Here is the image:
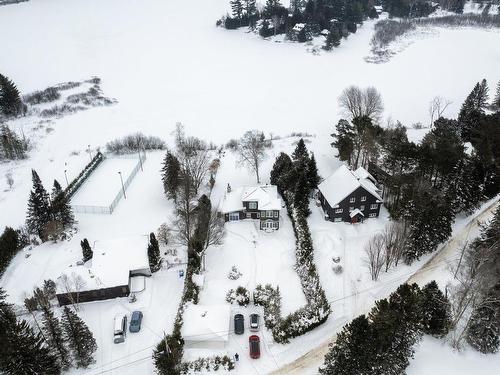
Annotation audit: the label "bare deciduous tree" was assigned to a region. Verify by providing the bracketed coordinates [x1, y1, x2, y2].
[365, 233, 385, 281]
[237, 130, 267, 183]
[338, 85, 384, 122]
[58, 273, 86, 311]
[382, 221, 408, 271]
[157, 223, 171, 246]
[5, 172, 14, 190]
[172, 175, 198, 259]
[428, 96, 452, 127]
[199, 210, 225, 271]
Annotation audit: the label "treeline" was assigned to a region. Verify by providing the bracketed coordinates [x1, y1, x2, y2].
[0, 226, 26, 277]
[218, 0, 380, 50]
[332, 79, 500, 264]
[1, 287, 97, 374]
[320, 281, 452, 375]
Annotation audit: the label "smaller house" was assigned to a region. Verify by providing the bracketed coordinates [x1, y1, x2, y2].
[318, 165, 383, 223]
[221, 185, 282, 231]
[182, 304, 231, 349]
[374, 5, 383, 14]
[56, 236, 151, 306]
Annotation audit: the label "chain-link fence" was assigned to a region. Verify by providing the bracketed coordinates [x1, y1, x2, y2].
[71, 151, 146, 215]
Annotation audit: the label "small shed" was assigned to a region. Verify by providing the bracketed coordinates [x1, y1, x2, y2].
[182, 304, 231, 349]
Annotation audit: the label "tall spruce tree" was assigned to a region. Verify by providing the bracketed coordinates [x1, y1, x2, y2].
[0, 318, 61, 375]
[493, 81, 500, 111]
[458, 79, 489, 141]
[50, 180, 75, 228]
[270, 152, 296, 195]
[61, 306, 97, 368]
[81, 238, 93, 262]
[0, 227, 19, 276]
[323, 26, 342, 50]
[293, 171, 311, 216]
[466, 287, 500, 354]
[0, 124, 27, 160]
[230, 0, 244, 19]
[161, 151, 182, 201]
[148, 232, 162, 272]
[306, 153, 321, 189]
[331, 119, 355, 166]
[291, 138, 310, 169]
[419, 281, 452, 337]
[0, 73, 23, 117]
[26, 169, 52, 239]
[41, 304, 71, 369]
[192, 194, 211, 253]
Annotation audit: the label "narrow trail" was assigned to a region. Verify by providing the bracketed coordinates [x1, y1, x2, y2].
[268, 199, 499, 375]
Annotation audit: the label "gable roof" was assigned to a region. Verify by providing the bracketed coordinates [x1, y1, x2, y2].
[221, 185, 282, 213]
[318, 165, 383, 208]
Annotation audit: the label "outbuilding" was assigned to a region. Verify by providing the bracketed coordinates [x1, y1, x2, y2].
[181, 304, 231, 349]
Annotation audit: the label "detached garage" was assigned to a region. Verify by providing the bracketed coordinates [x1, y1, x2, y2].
[181, 304, 231, 349]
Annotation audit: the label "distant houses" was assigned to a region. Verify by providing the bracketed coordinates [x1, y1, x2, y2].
[318, 165, 383, 223]
[56, 236, 151, 306]
[221, 184, 282, 231]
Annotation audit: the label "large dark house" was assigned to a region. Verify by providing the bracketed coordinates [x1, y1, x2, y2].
[221, 184, 282, 230]
[318, 165, 383, 223]
[56, 236, 151, 306]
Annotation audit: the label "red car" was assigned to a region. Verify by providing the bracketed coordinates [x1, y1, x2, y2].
[249, 335, 260, 359]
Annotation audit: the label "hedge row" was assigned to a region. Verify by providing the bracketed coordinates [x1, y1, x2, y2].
[65, 151, 104, 199]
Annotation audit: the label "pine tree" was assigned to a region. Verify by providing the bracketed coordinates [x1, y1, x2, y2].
[50, 179, 75, 228]
[319, 315, 375, 375]
[270, 152, 297, 195]
[61, 306, 97, 368]
[230, 0, 244, 19]
[26, 169, 52, 239]
[306, 153, 321, 189]
[81, 238, 93, 262]
[466, 288, 500, 353]
[331, 119, 355, 165]
[191, 194, 211, 253]
[0, 73, 23, 117]
[0, 124, 27, 160]
[293, 171, 311, 216]
[41, 304, 72, 369]
[161, 151, 182, 201]
[493, 81, 500, 111]
[148, 232, 162, 272]
[0, 227, 19, 276]
[419, 281, 452, 337]
[458, 79, 489, 141]
[0, 318, 61, 375]
[445, 158, 483, 215]
[292, 138, 310, 169]
[324, 26, 342, 50]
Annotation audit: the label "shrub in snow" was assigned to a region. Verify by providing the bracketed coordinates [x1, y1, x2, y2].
[106, 132, 166, 154]
[23, 87, 60, 105]
[227, 265, 242, 280]
[225, 286, 250, 306]
[254, 284, 282, 330]
[332, 265, 343, 275]
[180, 355, 235, 373]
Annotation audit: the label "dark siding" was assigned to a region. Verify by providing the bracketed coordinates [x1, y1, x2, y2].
[321, 186, 381, 222]
[56, 285, 130, 306]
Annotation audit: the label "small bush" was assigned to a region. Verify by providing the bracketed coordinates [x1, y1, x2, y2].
[226, 286, 250, 306]
[23, 87, 61, 105]
[106, 133, 166, 154]
[227, 266, 242, 280]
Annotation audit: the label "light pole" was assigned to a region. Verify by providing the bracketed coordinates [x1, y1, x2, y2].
[87, 145, 92, 162]
[64, 169, 69, 187]
[118, 171, 126, 199]
[138, 150, 143, 172]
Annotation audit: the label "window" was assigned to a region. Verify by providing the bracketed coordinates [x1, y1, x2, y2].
[256, 213, 260, 218]
[370, 204, 378, 210]
[334, 218, 342, 222]
[273, 222, 278, 229]
[229, 212, 240, 221]
[249, 202, 257, 209]
[349, 197, 355, 203]
[274, 211, 279, 218]
[349, 206, 354, 212]
[266, 210, 273, 218]
[361, 196, 366, 202]
[246, 212, 252, 219]
[360, 205, 365, 211]
[335, 208, 343, 214]
[369, 213, 377, 218]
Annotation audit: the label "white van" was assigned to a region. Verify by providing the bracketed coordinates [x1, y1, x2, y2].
[113, 314, 127, 344]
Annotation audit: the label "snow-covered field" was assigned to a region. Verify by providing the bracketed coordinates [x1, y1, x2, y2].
[1, 0, 500, 373]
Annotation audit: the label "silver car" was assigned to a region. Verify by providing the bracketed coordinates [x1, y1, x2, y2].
[113, 314, 127, 343]
[249, 313, 260, 332]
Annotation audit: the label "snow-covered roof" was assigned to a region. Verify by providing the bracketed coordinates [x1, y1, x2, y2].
[293, 23, 305, 32]
[354, 166, 376, 183]
[318, 165, 383, 208]
[350, 208, 364, 218]
[374, 5, 383, 12]
[182, 304, 231, 343]
[221, 185, 282, 213]
[56, 236, 150, 293]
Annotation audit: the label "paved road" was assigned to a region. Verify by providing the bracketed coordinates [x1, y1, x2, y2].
[268, 199, 499, 375]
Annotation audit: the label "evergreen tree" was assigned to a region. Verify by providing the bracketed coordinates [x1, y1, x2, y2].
[445, 157, 483, 215]
[466, 287, 500, 354]
[493, 81, 500, 111]
[230, 0, 244, 19]
[0, 124, 27, 160]
[191, 194, 211, 253]
[458, 79, 489, 141]
[50, 179, 75, 228]
[0, 313, 61, 375]
[331, 119, 355, 165]
[161, 151, 182, 201]
[291, 138, 310, 170]
[419, 281, 452, 337]
[270, 152, 297, 195]
[319, 315, 375, 375]
[0, 73, 23, 117]
[148, 232, 162, 272]
[41, 304, 71, 369]
[293, 171, 311, 216]
[0, 287, 16, 334]
[264, 0, 284, 17]
[0, 227, 19, 276]
[26, 169, 52, 239]
[61, 306, 97, 368]
[306, 153, 321, 189]
[81, 238, 93, 262]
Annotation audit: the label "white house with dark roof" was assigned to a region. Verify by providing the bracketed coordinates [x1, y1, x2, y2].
[221, 184, 282, 230]
[317, 165, 383, 223]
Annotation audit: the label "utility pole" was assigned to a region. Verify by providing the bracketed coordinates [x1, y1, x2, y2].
[64, 169, 69, 187]
[87, 145, 92, 162]
[118, 171, 126, 199]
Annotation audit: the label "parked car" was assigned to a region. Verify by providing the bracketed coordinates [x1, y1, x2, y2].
[113, 314, 127, 343]
[249, 335, 260, 359]
[249, 313, 260, 332]
[129, 311, 143, 333]
[234, 314, 244, 335]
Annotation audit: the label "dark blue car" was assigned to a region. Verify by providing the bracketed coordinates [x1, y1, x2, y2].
[129, 311, 143, 333]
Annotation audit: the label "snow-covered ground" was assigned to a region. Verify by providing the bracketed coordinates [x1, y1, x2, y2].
[1, 0, 500, 373]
